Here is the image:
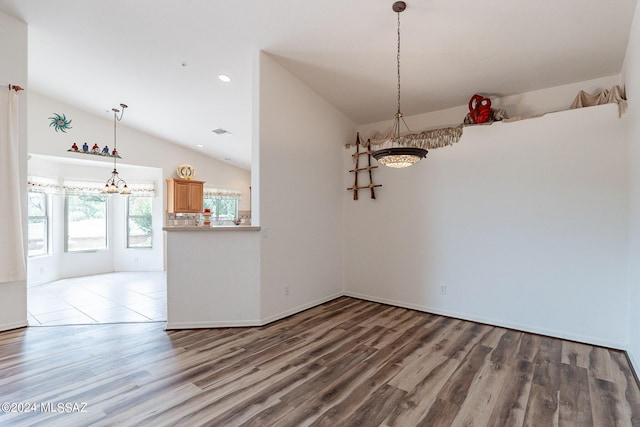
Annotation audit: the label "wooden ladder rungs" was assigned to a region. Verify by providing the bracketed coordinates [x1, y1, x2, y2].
[347, 184, 383, 191]
[352, 151, 373, 158]
[350, 133, 379, 200]
[349, 166, 379, 172]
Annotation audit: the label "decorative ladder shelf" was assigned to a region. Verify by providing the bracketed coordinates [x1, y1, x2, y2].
[347, 132, 381, 200]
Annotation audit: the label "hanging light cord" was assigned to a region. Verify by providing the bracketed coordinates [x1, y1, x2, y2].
[397, 10, 401, 121]
[102, 103, 131, 194]
[394, 5, 411, 142]
[112, 104, 127, 170]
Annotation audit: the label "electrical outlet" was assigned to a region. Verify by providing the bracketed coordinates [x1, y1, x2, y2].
[262, 228, 269, 239]
[285, 286, 290, 296]
[134, 257, 139, 263]
[440, 285, 447, 295]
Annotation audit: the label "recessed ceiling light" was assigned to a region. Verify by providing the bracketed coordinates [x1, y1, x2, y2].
[218, 74, 231, 83]
[196, 144, 204, 148]
[224, 158, 231, 161]
[212, 128, 231, 135]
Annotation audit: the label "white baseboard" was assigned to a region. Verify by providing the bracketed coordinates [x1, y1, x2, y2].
[165, 319, 261, 330]
[259, 292, 343, 326]
[152, 290, 626, 350]
[344, 291, 626, 350]
[627, 348, 640, 381]
[165, 292, 343, 330]
[0, 320, 28, 332]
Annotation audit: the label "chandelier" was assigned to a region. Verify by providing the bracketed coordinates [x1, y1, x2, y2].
[372, 1, 428, 168]
[102, 104, 131, 194]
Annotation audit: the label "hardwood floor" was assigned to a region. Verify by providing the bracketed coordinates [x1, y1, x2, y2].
[0, 297, 639, 426]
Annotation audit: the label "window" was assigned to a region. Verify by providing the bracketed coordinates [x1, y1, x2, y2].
[127, 196, 153, 248]
[217, 198, 238, 221]
[203, 188, 241, 221]
[65, 194, 108, 252]
[203, 197, 239, 222]
[27, 192, 49, 257]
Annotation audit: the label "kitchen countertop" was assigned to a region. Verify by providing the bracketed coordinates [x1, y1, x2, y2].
[163, 225, 260, 232]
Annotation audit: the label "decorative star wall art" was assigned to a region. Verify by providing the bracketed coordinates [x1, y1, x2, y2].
[48, 113, 72, 132]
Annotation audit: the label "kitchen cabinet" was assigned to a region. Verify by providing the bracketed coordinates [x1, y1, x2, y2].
[166, 178, 204, 213]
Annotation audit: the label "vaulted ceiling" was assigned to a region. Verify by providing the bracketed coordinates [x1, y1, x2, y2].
[1, 0, 637, 170]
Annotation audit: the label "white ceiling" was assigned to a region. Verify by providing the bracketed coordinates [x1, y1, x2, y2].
[1, 0, 637, 170]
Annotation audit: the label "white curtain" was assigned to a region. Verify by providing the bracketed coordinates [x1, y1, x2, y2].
[0, 89, 25, 283]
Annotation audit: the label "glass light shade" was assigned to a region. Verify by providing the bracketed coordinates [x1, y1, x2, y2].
[102, 169, 130, 194]
[372, 147, 428, 168]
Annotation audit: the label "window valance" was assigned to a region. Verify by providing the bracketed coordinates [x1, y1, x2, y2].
[28, 176, 156, 196]
[27, 176, 61, 194]
[204, 187, 242, 199]
[127, 183, 156, 197]
[62, 180, 106, 195]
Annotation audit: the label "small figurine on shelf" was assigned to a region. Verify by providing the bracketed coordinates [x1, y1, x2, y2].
[468, 94, 492, 124]
[70, 143, 79, 151]
[112, 148, 118, 156]
[463, 93, 509, 125]
[203, 208, 212, 226]
[102, 145, 109, 155]
[82, 142, 89, 152]
[91, 143, 100, 153]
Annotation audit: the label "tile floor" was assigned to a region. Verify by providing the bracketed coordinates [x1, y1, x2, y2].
[27, 272, 166, 326]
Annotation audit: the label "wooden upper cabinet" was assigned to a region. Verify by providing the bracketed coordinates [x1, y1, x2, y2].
[187, 181, 203, 212]
[166, 178, 205, 213]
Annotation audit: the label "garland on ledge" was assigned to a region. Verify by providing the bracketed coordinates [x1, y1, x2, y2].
[366, 124, 463, 150]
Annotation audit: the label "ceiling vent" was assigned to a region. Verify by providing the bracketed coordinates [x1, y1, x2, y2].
[212, 128, 231, 135]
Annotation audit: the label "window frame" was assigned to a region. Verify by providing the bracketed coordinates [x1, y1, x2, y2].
[64, 194, 109, 253]
[126, 196, 153, 249]
[27, 192, 50, 258]
[202, 196, 239, 222]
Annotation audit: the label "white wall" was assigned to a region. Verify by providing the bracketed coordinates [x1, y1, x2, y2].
[0, 10, 28, 331]
[258, 52, 355, 322]
[28, 92, 251, 211]
[346, 86, 629, 348]
[623, 0, 640, 370]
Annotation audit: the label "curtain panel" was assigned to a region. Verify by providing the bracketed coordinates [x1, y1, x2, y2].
[0, 89, 26, 283]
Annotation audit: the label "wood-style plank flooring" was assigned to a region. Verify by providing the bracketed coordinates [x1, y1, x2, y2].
[1, 297, 639, 426]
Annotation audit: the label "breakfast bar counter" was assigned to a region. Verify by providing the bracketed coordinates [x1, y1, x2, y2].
[163, 225, 261, 232]
[164, 225, 261, 329]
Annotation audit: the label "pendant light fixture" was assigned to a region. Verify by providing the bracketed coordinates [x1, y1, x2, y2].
[372, 1, 428, 168]
[102, 104, 131, 194]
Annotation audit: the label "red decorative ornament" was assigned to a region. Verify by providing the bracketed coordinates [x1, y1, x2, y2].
[468, 94, 492, 124]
